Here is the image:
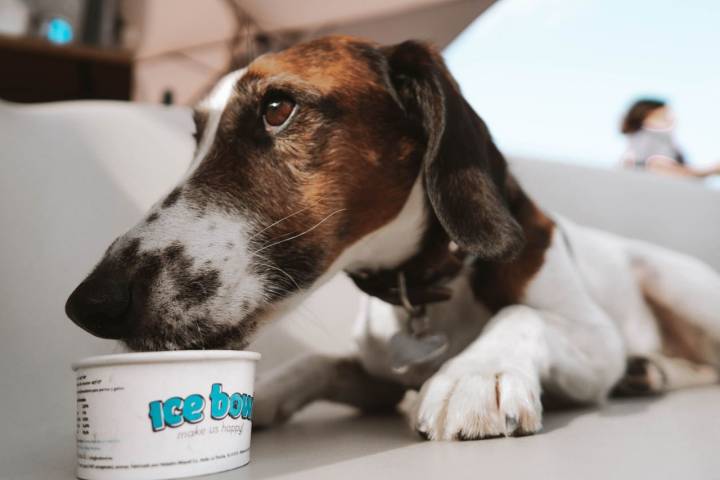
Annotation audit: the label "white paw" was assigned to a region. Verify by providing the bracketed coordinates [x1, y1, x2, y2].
[412, 366, 542, 440]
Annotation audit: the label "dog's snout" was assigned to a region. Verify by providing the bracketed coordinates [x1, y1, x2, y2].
[65, 269, 132, 339]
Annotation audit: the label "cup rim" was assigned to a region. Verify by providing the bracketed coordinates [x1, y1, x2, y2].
[72, 350, 261, 370]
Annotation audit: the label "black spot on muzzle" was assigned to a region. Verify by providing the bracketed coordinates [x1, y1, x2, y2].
[164, 242, 222, 308]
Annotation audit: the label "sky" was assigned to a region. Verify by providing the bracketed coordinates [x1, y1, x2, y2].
[444, 0, 720, 171]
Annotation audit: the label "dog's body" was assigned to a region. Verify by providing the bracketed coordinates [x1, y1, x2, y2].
[254, 198, 720, 440]
[66, 37, 720, 441]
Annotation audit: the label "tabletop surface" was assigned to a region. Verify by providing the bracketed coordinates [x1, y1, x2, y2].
[4, 387, 719, 480]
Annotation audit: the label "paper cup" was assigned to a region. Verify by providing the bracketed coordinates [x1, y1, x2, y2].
[72, 350, 260, 480]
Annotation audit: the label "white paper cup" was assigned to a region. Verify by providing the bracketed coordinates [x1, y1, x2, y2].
[72, 350, 260, 480]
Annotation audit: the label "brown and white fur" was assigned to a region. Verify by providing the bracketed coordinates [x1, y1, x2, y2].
[66, 37, 720, 441]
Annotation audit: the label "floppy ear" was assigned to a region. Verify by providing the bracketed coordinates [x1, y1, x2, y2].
[383, 41, 524, 260]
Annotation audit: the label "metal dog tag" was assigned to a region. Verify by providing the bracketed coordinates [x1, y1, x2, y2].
[389, 329, 449, 374]
[389, 271, 450, 373]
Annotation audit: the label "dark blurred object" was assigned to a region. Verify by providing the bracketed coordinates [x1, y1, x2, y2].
[0, 34, 131, 102]
[26, 0, 86, 44]
[161, 89, 174, 105]
[82, 0, 119, 47]
[23, 0, 120, 46]
[0, 0, 126, 102]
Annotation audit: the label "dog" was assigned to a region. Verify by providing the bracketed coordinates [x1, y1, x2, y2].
[66, 36, 720, 440]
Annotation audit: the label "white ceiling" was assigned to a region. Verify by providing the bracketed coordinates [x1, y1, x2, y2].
[128, 0, 469, 58]
[239, 0, 460, 31]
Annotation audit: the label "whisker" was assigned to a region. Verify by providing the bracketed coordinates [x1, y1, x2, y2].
[253, 230, 296, 250]
[249, 206, 311, 243]
[250, 208, 346, 257]
[254, 261, 301, 292]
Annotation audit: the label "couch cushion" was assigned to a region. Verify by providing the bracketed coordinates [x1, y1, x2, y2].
[510, 157, 720, 269]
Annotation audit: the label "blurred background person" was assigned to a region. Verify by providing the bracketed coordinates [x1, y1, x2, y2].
[620, 98, 720, 178]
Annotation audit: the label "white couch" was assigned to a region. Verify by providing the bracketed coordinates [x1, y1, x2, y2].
[1, 101, 719, 480]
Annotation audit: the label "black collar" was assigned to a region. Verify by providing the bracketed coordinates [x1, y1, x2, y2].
[348, 240, 473, 310]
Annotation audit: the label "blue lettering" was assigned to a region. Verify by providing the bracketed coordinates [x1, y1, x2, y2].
[210, 383, 229, 420]
[228, 393, 242, 419]
[163, 397, 184, 428]
[241, 394, 253, 420]
[148, 400, 165, 432]
[183, 394, 205, 424]
[147, 384, 254, 431]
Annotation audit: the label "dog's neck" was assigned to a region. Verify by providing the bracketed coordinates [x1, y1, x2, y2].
[345, 171, 554, 314]
[343, 171, 469, 310]
[348, 214, 465, 308]
[338, 174, 427, 274]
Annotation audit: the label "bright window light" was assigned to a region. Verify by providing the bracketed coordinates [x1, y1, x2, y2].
[444, 0, 720, 171]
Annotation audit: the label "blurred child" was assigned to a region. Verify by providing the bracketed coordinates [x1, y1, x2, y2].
[620, 98, 720, 178]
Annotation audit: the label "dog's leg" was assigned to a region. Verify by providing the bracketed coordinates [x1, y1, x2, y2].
[628, 240, 720, 345]
[613, 354, 719, 397]
[253, 354, 406, 427]
[411, 304, 625, 440]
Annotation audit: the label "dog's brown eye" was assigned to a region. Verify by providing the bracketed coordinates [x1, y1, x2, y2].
[263, 95, 295, 130]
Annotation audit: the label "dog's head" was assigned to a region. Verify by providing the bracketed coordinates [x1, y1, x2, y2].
[65, 37, 523, 351]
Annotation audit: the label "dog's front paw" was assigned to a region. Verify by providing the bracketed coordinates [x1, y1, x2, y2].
[411, 366, 542, 440]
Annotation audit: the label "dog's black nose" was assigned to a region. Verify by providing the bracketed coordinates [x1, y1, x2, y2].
[65, 269, 132, 339]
